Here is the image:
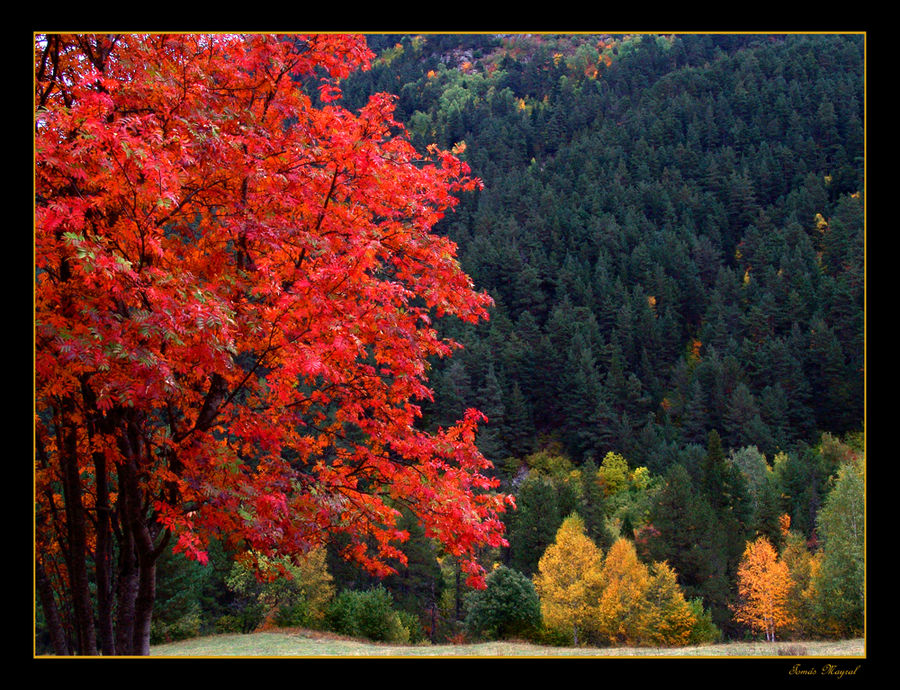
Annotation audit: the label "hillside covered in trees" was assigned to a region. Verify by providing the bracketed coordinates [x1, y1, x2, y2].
[336, 32, 866, 644]
[35, 33, 864, 654]
[344, 33, 864, 466]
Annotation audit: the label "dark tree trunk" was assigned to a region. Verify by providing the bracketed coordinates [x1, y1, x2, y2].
[114, 416, 141, 655]
[58, 411, 97, 656]
[117, 412, 162, 656]
[83, 382, 117, 655]
[133, 530, 158, 656]
[114, 526, 139, 655]
[36, 559, 70, 655]
[94, 463, 116, 655]
[35, 437, 72, 655]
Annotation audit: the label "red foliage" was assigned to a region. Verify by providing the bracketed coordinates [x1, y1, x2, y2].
[35, 34, 511, 591]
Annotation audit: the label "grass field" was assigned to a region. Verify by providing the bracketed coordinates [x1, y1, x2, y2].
[150, 628, 865, 658]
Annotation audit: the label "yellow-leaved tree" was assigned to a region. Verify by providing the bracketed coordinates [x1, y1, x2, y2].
[594, 540, 697, 647]
[732, 536, 795, 641]
[595, 537, 650, 645]
[780, 528, 820, 637]
[532, 513, 603, 646]
[636, 560, 697, 646]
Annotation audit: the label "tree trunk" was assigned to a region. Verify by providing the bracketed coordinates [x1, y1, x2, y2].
[117, 414, 160, 656]
[94, 473, 116, 655]
[36, 559, 70, 655]
[115, 535, 139, 655]
[131, 505, 164, 656]
[133, 545, 157, 656]
[58, 413, 97, 656]
[84, 383, 117, 655]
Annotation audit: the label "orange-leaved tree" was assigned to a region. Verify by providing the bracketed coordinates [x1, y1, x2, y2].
[732, 536, 795, 642]
[35, 33, 512, 655]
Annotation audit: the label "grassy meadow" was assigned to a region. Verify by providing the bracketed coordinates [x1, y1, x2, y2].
[150, 628, 865, 658]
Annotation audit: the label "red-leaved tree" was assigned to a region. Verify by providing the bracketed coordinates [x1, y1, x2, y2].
[35, 33, 512, 655]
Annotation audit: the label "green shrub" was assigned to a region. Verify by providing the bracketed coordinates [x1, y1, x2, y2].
[214, 602, 265, 635]
[214, 614, 242, 634]
[240, 602, 266, 633]
[396, 609, 427, 644]
[326, 586, 409, 643]
[687, 598, 723, 645]
[274, 599, 314, 628]
[464, 566, 541, 641]
[534, 624, 574, 647]
[150, 605, 202, 644]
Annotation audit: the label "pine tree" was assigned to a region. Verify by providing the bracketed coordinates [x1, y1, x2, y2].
[508, 473, 562, 577]
[503, 381, 536, 458]
[475, 364, 510, 462]
[681, 379, 709, 446]
[753, 476, 785, 550]
[701, 430, 728, 513]
[382, 509, 443, 621]
[642, 464, 731, 632]
[578, 458, 613, 548]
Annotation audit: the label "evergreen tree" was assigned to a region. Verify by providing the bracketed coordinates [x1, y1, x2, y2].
[507, 472, 562, 577]
[382, 510, 443, 622]
[503, 381, 536, 458]
[703, 431, 754, 580]
[774, 447, 825, 540]
[475, 364, 510, 462]
[464, 566, 542, 641]
[701, 430, 728, 513]
[640, 464, 731, 631]
[680, 378, 709, 446]
[578, 458, 613, 548]
[432, 359, 474, 429]
[753, 475, 785, 551]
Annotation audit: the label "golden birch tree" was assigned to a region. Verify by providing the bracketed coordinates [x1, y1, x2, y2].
[732, 536, 795, 641]
[636, 560, 697, 646]
[594, 537, 650, 645]
[780, 528, 819, 637]
[532, 513, 603, 645]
